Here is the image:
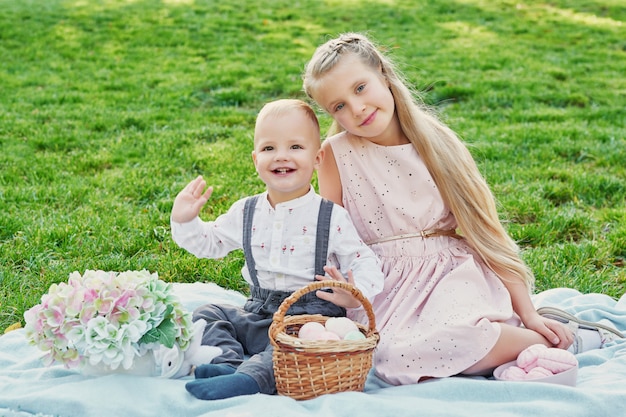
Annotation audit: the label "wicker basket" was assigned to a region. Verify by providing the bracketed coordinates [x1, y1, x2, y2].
[269, 280, 379, 400]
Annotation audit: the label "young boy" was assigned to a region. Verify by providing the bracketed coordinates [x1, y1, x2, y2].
[170, 99, 384, 400]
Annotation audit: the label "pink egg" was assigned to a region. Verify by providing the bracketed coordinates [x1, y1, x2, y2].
[298, 322, 326, 340]
[318, 331, 341, 341]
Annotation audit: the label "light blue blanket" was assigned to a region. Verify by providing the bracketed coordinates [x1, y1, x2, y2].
[1, 283, 625, 417]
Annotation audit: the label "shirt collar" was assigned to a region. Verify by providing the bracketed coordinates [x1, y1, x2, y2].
[260, 186, 317, 210]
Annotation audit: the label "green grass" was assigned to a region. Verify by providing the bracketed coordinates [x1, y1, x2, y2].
[1, 0, 625, 332]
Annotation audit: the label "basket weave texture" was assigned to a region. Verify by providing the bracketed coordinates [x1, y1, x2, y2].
[269, 281, 379, 400]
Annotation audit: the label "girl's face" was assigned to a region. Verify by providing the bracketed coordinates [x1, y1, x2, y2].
[310, 53, 397, 144]
[252, 109, 322, 206]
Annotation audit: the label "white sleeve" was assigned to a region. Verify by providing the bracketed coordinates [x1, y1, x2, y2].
[170, 199, 245, 259]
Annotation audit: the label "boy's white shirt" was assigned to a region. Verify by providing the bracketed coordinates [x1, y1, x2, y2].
[171, 187, 383, 301]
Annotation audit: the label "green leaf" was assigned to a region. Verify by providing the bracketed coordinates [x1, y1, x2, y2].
[156, 319, 177, 348]
[139, 305, 176, 348]
[139, 328, 161, 345]
[139, 318, 177, 348]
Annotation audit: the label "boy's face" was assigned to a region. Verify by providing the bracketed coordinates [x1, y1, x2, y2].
[252, 109, 322, 206]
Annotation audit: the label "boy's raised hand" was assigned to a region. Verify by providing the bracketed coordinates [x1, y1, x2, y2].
[171, 175, 213, 223]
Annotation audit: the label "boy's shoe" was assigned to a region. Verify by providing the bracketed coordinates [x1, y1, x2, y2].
[537, 306, 624, 354]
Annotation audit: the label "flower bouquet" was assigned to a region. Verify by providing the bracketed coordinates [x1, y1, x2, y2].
[24, 269, 195, 376]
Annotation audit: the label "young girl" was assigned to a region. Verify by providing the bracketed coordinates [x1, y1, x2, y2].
[302, 32, 622, 385]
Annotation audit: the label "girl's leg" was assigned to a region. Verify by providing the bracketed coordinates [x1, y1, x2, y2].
[463, 307, 625, 376]
[461, 323, 549, 376]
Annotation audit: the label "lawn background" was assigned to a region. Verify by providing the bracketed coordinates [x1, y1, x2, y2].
[1, 0, 625, 332]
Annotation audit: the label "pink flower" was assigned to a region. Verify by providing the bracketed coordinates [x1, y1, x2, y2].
[44, 305, 66, 328]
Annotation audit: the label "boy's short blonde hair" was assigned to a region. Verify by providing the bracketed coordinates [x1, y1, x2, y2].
[255, 99, 320, 138]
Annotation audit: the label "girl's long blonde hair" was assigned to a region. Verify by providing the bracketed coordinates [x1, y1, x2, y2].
[303, 32, 534, 288]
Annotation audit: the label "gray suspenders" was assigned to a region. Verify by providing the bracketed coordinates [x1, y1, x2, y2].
[241, 195, 345, 317]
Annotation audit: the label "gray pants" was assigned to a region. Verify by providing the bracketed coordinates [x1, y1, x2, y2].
[192, 304, 276, 395]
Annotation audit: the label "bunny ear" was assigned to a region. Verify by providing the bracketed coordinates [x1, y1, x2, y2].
[189, 319, 208, 342]
[194, 346, 222, 364]
[193, 319, 208, 332]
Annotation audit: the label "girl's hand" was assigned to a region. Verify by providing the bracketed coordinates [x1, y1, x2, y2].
[504, 280, 573, 349]
[522, 311, 574, 349]
[314, 265, 361, 309]
[171, 175, 213, 223]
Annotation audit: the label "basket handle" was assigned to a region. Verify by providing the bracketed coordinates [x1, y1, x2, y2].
[272, 280, 377, 334]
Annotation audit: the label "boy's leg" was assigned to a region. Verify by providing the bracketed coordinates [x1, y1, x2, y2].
[185, 349, 276, 400]
[236, 348, 276, 394]
[193, 303, 274, 356]
[193, 363, 236, 378]
[186, 347, 275, 400]
[187, 305, 274, 399]
[186, 373, 261, 400]
[192, 304, 248, 369]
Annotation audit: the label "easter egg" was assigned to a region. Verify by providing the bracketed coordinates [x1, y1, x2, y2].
[318, 331, 341, 341]
[298, 322, 326, 340]
[343, 330, 366, 341]
[325, 317, 358, 339]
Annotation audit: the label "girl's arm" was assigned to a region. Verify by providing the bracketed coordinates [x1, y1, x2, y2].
[503, 278, 573, 349]
[318, 139, 343, 206]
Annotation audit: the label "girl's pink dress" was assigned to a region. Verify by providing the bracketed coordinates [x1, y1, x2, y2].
[328, 134, 520, 385]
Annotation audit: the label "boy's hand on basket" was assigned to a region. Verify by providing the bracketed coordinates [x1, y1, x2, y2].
[315, 266, 361, 309]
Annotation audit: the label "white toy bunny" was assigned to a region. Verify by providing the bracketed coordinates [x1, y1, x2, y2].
[155, 318, 222, 378]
